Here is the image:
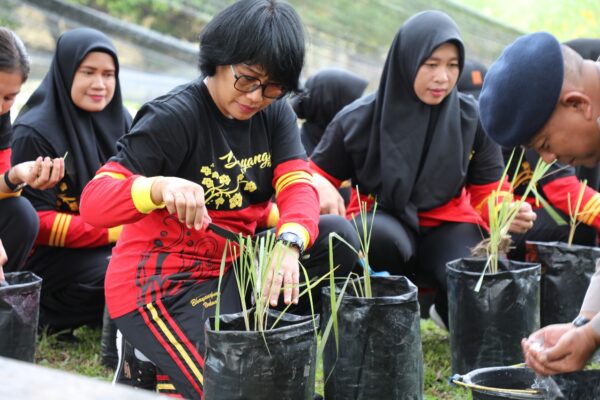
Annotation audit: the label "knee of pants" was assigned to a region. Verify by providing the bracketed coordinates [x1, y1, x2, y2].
[317, 214, 360, 250]
[0, 197, 39, 242]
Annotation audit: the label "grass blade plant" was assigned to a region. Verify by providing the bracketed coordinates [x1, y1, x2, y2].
[474, 149, 555, 291]
[322, 188, 378, 356]
[214, 230, 335, 333]
[350, 189, 377, 298]
[566, 179, 588, 246]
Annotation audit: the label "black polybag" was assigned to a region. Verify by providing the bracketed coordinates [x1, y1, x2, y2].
[0, 271, 42, 362]
[447, 258, 540, 375]
[203, 308, 318, 400]
[551, 370, 600, 399]
[321, 275, 423, 400]
[526, 241, 600, 326]
[100, 306, 118, 369]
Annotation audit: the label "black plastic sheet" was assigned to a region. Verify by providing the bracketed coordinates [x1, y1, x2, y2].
[447, 258, 540, 375]
[0, 271, 42, 362]
[203, 308, 318, 400]
[526, 241, 600, 326]
[321, 275, 423, 400]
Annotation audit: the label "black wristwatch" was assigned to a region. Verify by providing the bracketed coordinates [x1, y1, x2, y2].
[275, 232, 305, 256]
[572, 315, 590, 327]
[3, 168, 26, 192]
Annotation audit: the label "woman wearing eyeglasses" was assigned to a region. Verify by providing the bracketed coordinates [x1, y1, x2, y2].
[79, 1, 358, 397]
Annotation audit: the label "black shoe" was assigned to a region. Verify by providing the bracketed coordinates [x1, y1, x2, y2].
[100, 307, 118, 370]
[313, 394, 324, 400]
[114, 334, 157, 391]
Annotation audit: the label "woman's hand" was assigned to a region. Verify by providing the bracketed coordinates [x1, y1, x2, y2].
[313, 173, 345, 216]
[509, 202, 537, 233]
[151, 177, 211, 230]
[263, 243, 300, 307]
[11, 156, 65, 190]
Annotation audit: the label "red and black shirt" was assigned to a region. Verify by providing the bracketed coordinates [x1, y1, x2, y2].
[81, 79, 319, 318]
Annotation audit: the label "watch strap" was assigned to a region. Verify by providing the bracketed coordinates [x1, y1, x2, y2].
[3, 168, 25, 192]
[276, 231, 305, 256]
[572, 315, 590, 327]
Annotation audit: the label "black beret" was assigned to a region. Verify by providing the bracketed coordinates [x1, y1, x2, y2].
[479, 32, 564, 147]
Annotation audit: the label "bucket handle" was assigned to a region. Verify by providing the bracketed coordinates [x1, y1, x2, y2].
[449, 370, 542, 396]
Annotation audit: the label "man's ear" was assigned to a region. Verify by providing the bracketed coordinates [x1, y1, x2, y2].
[561, 90, 593, 119]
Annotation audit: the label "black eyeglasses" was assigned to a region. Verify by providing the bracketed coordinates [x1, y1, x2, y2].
[230, 65, 287, 99]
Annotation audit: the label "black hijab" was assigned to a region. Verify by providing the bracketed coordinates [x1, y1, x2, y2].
[291, 68, 368, 155]
[339, 11, 478, 231]
[13, 27, 131, 195]
[564, 38, 600, 61]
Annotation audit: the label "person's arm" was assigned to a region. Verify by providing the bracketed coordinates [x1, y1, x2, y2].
[0, 157, 64, 198]
[522, 149, 600, 229]
[82, 96, 209, 231]
[262, 102, 320, 307]
[580, 260, 600, 329]
[542, 175, 600, 230]
[273, 159, 319, 249]
[10, 132, 110, 247]
[35, 210, 122, 248]
[0, 123, 63, 198]
[0, 239, 7, 285]
[309, 161, 347, 216]
[522, 263, 600, 375]
[80, 161, 165, 228]
[81, 162, 210, 232]
[309, 116, 354, 216]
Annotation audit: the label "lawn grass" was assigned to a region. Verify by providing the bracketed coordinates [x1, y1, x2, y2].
[36, 327, 113, 381]
[34, 318, 472, 398]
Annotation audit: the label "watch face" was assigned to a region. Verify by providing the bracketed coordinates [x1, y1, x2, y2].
[277, 232, 304, 254]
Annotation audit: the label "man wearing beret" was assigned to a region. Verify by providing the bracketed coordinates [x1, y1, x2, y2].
[479, 31, 600, 376]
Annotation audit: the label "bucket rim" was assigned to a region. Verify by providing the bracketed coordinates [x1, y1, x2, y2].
[455, 366, 543, 398]
[446, 257, 540, 277]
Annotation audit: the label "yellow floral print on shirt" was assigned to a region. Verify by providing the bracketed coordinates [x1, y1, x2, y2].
[200, 150, 271, 209]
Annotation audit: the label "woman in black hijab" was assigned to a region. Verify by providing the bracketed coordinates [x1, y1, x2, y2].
[11, 27, 132, 333]
[291, 68, 368, 206]
[310, 10, 536, 328]
[291, 68, 368, 156]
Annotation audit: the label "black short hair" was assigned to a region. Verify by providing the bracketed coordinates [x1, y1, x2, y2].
[198, 0, 305, 93]
[0, 27, 30, 82]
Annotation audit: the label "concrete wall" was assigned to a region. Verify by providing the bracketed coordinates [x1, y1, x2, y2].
[6, 0, 524, 103]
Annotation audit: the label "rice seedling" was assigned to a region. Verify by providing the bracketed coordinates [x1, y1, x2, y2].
[473, 149, 555, 291]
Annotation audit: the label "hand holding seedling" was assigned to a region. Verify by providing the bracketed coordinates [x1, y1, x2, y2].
[11, 155, 65, 190]
[151, 176, 212, 230]
[522, 322, 599, 375]
[264, 242, 300, 307]
[508, 201, 537, 234]
[313, 172, 346, 216]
